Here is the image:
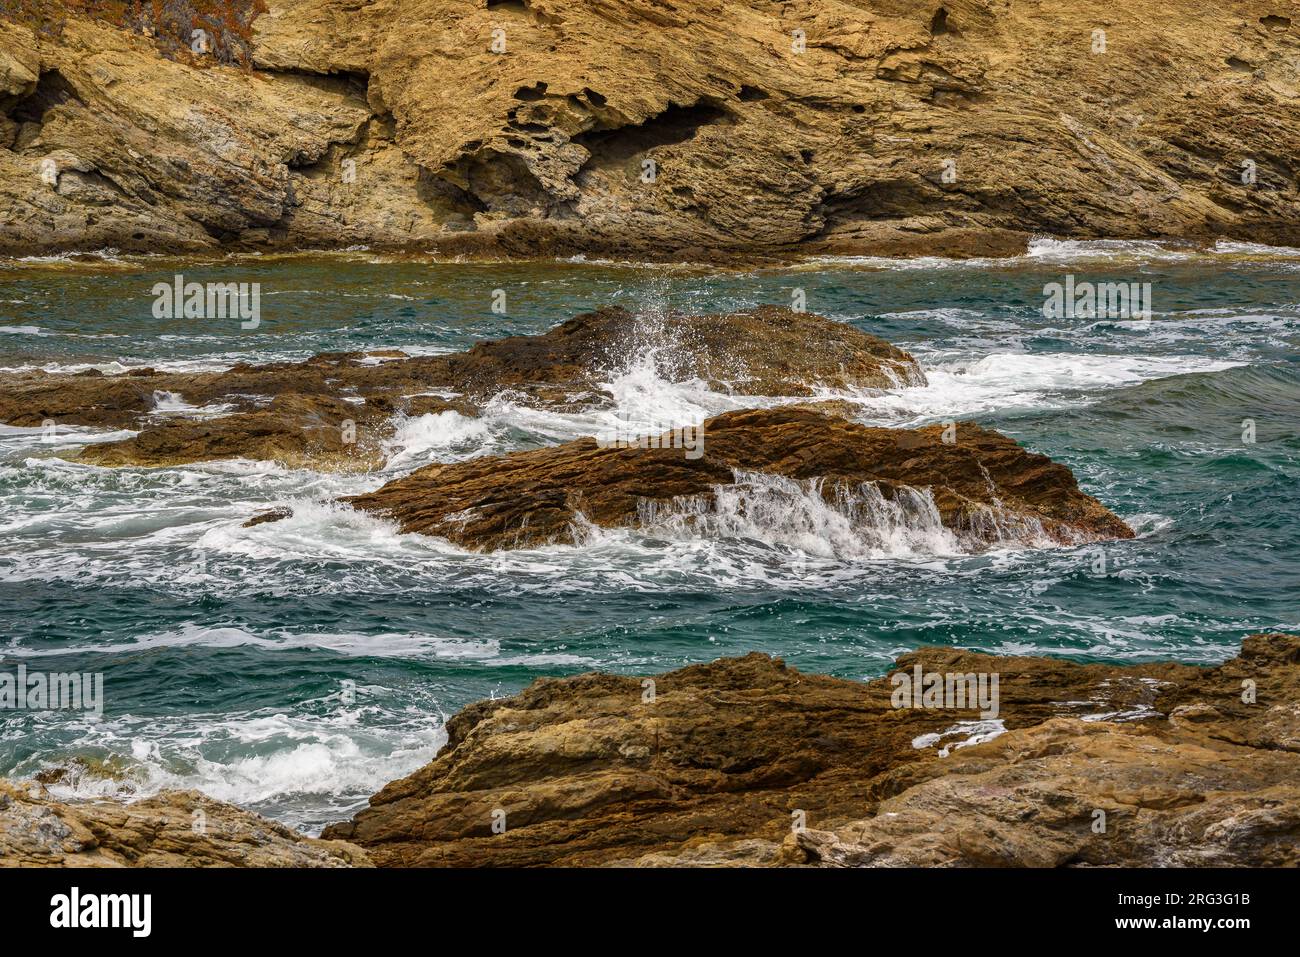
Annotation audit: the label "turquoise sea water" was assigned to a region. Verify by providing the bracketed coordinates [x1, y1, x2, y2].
[1, 239, 1297, 832]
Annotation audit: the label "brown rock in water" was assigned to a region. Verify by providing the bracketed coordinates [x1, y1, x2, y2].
[434, 304, 925, 401]
[3, 3, 1300, 256]
[243, 506, 294, 527]
[0, 781, 370, 867]
[77, 393, 386, 471]
[345, 407, 1133, 551]
[0, 373, 168, 430]
[0, 307, 923, 467]
[322, 634, 1300, 867]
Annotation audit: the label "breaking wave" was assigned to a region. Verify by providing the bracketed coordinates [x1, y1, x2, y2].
[625, 471, 1055, 559]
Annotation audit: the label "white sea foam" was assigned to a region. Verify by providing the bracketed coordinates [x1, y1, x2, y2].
[799, 253, 1008, 271]
[1024, 237, 1197, 263]
[800, 237, 1198, 271]
[151, 390, 193, 413]
[149, 390, 232, 417]
[465, 351, 740, 453]
[30, 699, 449, 832]
[801, 237, 1300, 271]
[0, 424, 140, 458]
[1026, 236, 1300, 263]
[4, 623, 505, 660]
[5, 247, 130, 266]
[630, 471, 968, 559]
[1212, 239, 1300, 258]
[837, 351, 1244, 426]
[463, 329, 1246, 441]
[381, 410, 495, 471]
[911, 719, 1008, 757]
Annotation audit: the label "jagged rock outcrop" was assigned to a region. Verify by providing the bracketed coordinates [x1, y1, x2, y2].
[0, 306, 922, 467]
[3, 2, 1300, 257]
[793, 635, 1300, 867]
[0, 780, 371, 867]
[345, 406, 1134, 550]
[322, 634, 1300, 867]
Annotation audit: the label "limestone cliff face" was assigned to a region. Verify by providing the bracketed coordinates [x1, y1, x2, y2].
[3, 1, 1299, 257]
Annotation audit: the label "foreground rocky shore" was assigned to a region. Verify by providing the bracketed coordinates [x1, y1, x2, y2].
[5, 634, 1297, 867]
[0, 781, 369, 867]
[3, 2, 1299, 258]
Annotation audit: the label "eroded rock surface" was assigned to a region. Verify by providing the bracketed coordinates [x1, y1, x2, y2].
[323, 634, 1300, 867]
[794, 635, 1300, 867]
[0, 780, 371, 867]
[3, 2, 1300, 257]
[346, 407, 1133, 550]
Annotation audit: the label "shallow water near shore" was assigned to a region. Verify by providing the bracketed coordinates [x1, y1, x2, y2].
[1, 239, 1298, 832]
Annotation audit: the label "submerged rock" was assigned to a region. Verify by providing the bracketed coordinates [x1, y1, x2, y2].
[345, 407, 1133, 551]
[0, 781, 370, 867]
[323, 634, 1300, 867]
[243, 505, 295, 527]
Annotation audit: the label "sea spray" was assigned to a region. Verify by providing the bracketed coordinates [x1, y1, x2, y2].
[636, 472, 966, 558]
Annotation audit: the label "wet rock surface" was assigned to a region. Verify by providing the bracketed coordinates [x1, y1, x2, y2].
[429, 303, 926, 401]
[0, 303, 1130, 548]
[345, 407, 1134, 551]
[77, 392, 389, 471]
[323, 634, 1300, 867]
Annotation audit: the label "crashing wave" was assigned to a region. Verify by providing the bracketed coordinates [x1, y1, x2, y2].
[624, 470, 1055, 559]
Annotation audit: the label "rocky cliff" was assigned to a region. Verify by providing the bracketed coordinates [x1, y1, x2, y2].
[3, 1, 1299, 258]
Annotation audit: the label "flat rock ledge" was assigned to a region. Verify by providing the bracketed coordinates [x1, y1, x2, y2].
[0, 782, 371, 867]
[323, 634, 1300, 867]
[346, 407, 1133, 551]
